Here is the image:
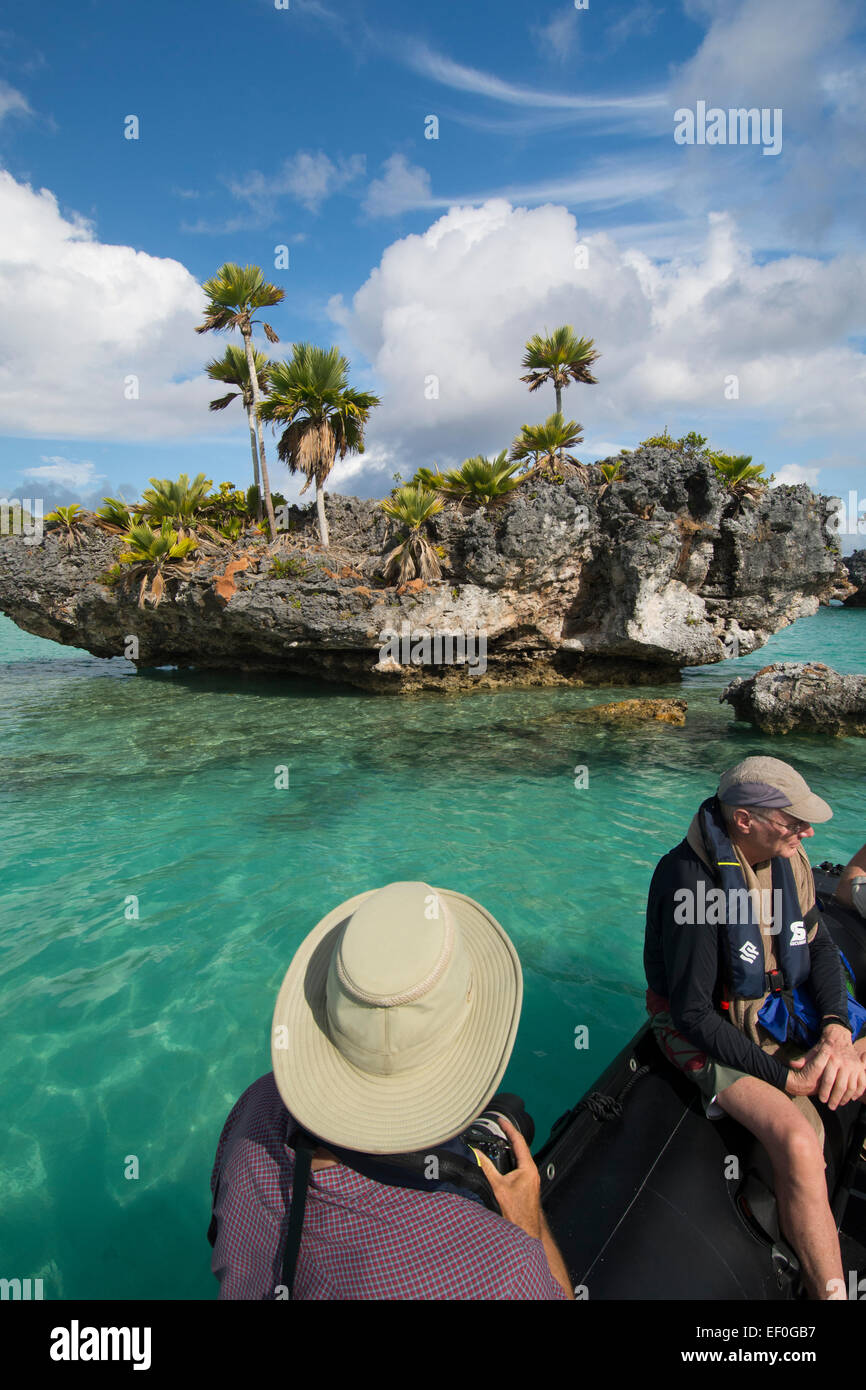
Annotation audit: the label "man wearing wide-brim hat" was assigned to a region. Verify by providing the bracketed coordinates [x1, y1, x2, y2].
[209, 880, 572, 1299]
[644, 756, 866, 1300]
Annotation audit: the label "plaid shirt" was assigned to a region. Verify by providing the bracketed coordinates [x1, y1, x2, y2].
[209, 1073, 568, 1301]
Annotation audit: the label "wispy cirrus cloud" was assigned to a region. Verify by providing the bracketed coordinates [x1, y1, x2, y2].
[405, 41, 666, 114]
[361, 158, 677, 219]
[605, 1, 663, 50]
[530, 8, 582, 62]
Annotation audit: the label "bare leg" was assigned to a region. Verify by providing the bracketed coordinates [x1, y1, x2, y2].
[715, 1075, 844, 1300]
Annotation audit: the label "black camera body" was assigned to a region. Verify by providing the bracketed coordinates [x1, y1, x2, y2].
[460, 1094, 535, 1175]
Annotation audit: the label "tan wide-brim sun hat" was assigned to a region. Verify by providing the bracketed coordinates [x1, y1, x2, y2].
[271, 881, 523, 1155]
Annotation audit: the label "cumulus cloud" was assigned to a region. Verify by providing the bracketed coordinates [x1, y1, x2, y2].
[329, 200, 866, 490]
[23, 456, 105, 491]
[229, 150, 366, 217]
[770, 464, 821, 488]
[0, 79, 30, 123]
[0, 171, 229, 440]
[362, 155, 432, 217]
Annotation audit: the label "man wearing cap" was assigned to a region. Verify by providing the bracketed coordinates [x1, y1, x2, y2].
[645, 756, 866, 1300]
[208, 881, 573, 1300]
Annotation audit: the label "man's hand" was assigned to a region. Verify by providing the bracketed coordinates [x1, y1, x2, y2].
[474, 1116, 543, 1240]
[786, 1027, 866, 1108]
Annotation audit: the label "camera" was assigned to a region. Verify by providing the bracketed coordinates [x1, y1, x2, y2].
[460, 1093, 535, 1174]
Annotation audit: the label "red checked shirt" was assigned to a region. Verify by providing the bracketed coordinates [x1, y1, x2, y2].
[210, 1073, 568, 1301]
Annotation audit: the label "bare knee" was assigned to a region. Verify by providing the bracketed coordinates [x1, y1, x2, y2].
[772, 1121, 824, 1184]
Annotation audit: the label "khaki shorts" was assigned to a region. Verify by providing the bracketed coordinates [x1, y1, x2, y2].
[647, 1001, 824, 1144]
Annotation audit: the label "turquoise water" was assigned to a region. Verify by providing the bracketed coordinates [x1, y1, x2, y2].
[1, 607, 864, 1299]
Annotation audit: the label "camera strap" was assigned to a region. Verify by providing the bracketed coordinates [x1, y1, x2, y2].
[280, 1129, 313, 1300]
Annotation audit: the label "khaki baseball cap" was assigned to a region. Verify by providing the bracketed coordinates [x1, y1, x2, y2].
[717, 756, 832, 823]
[271, 881, 523, 1154]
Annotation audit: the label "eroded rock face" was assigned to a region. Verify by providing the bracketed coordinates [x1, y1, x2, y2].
[843, 551, 866, 607]
[0, 448, 848, 693]
[720, 662, 866, 736]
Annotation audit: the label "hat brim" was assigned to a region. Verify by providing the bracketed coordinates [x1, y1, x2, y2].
[271, 887, 522, 1154]
[787, 792, 833, 824]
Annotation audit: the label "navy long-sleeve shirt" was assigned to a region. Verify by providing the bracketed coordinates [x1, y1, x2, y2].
[644, 838, 849, 1090]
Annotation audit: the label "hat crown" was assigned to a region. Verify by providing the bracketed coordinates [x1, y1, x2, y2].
[717, 755, 831, 823]
[719, 755, 805, 803]
[326, 882, 472, 1077]
[335, 882, 454, 1004]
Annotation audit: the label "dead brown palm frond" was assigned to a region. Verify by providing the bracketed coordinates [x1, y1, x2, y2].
[278, 419, 337, 495]
[382, 532, 442, 587]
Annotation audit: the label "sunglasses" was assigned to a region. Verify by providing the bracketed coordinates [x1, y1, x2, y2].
[751, 811, 811, 836]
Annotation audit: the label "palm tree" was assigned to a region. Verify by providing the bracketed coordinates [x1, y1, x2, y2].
[597, 459, 624, 497]
[45, 503, 91, 549]
[433, 452, 525, 507]
[118, 521, 198, 606]
[509, 414, 586, 482]
[97, 497, 139, 533]
[139, 474, 212, 532]
[206, 344, 272, 522]
[259, 344, 381, 548]
[711, 453, 768, 501]
[196, 263, 284, 541]
[520, 326, 600, 416]
[380, 486, 443, 585]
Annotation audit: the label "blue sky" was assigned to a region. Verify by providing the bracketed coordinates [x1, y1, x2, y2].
[0, 0, 865, 546]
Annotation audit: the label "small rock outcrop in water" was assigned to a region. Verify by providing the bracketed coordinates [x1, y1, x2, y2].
[0, 448, 849, 693]
[842, 550, 866, 607]
[566, 697, 688, 726]
[720, 662, 866, 736]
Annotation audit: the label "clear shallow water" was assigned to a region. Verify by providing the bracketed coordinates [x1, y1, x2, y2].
[1, 607, 864, 1299]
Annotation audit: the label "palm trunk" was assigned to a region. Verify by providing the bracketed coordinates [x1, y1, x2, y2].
[316, 480, 330, 549]
[242, 324, 276, 541]
[254, 417, 268, 523]
[555, 384, 562, 464]
[245, 398, 261, 509]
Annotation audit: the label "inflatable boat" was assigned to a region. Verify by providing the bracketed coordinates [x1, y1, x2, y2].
[536, 865, 866, 1300]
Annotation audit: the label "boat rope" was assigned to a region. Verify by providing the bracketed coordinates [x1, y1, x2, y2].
[578, 1106, 691, 1287]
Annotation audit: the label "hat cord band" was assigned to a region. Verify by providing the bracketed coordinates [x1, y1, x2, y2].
[335, 915, 456, 1007]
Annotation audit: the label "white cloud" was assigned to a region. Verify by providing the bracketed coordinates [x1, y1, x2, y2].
[0, 79, 30, 123]
[23, 456, 105, 490]
[672, 0, 854, 110]
[361, 158, 676, 219]
[770, 464, 821, 487]
[362, 155, 432, 218]
[0, 171, 230, 440]
[230, 151, 366, 216]
[531, 9, 581, 62]
[605, 2, 660, 49]
[330, 200, 866, 487]
[406, 41, 665, 113]
[668, 0, 864, 241]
